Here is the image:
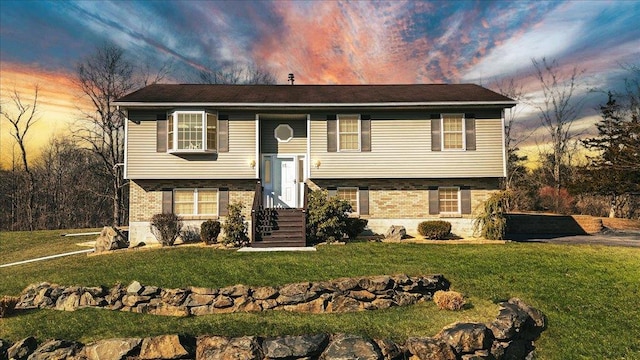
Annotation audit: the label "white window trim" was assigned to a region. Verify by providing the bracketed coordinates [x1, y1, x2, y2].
[173, 188, 219, 216]
[337, 114, 361, 152]
[438, 186, 461, 215]
[274, 124, 294, 143]
[337, 186, 359, 214]
[168, 110, 217, 153]
[441, 113, 466, 151]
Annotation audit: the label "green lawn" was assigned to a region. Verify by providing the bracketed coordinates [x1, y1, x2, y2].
[1, 231, 639, 359]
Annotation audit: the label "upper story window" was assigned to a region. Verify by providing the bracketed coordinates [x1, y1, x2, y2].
[337, 187, 359, 213]
[442, 114, 464, 150]
[338, 114, 360, 151]
[168, 111, 217, 152]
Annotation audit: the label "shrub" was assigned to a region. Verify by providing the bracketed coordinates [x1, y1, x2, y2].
[306, 190, 352, 244]
[538, 186, 575, 214]
[200, 220, 222, 245]
[0, 296, 19, 318]
[474, 191, 510, 240]
[344, 217, 368, 241]
[150, 213, 183, 246]
[180, 225, 201, 243]
[222, 202, 249, 247]
[417, 220, 452, 239]
[433, 290, 465, 311]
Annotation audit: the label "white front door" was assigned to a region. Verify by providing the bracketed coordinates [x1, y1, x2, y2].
[275, 158, 298, 208]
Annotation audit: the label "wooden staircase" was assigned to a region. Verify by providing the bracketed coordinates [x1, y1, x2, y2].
[252, 208, 306, 248]
[250, 181, 308, 248]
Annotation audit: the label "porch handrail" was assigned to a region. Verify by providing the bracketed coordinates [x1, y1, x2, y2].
[251, 181, 263, 242]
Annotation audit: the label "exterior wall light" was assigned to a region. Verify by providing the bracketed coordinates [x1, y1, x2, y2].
[313, 159, 321, 169]
[249, 159, 256, 168]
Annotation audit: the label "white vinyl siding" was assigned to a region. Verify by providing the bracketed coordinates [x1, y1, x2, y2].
[126, 118, 255, 179]
[310, 115, 504, 178]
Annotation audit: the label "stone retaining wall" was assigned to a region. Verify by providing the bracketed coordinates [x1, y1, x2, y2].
[1, 298, 547, 360]
[16, 274, 450, 316]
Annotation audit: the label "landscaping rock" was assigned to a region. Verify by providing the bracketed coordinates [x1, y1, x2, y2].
[94, 226, 128, 253]
[405, 337, 456, 360]
[252, 286, 278, 300]
[126, 281, 143, 295]
[385, 225, 406, 241]
[15, 274, 451, 316]
[139, 334, 195, 359]
[437, 323, 493, 355]
[8, 337, 38, 360]
[27, 339, 82, 360]
[196, 336, 262, 360]
[374, 338, 406, 360]
[0, 339, 11, 360]
[262, 334, 329, 359]
[320, 334, 382, 360]
[81, 338, 142, 360]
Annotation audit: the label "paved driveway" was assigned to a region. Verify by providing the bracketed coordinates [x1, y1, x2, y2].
[507, 230, 640, 248]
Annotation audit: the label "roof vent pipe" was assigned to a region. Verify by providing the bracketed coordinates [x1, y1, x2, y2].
[288, 73, 295, 85]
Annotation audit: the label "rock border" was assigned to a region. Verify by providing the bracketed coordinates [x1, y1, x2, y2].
[16, 274, 450, 316]
[1, 298, 546, 360]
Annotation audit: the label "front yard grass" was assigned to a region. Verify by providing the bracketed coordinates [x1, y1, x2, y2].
[1, 231, 639, 359]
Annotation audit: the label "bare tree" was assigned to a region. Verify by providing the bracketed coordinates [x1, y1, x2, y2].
[532, 58, 585, 212]
[198, 63, 276, 85]
[491, 78, 532, 192]
[0, 85, 39, 230]
[75, 44, 135, 226]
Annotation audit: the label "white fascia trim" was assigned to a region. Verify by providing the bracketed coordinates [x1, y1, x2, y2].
[122, 106, 129, 179]
[113, 101, 518, 108]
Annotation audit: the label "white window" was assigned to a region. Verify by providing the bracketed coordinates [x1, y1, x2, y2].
[338, 114, 360, 151]
[173, 188, 218, 215]
[168, 111, 217, 152]
[274, 124, 294, 143]
[337, 187, 359, 213]
[442, 114, 465, 150]
[439, 187, 460, 214]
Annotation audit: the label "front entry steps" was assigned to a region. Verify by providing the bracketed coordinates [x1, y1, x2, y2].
[252, 208, 306, 248]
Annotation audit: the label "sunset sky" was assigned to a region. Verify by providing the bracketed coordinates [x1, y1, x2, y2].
[1, 0, 639, 166]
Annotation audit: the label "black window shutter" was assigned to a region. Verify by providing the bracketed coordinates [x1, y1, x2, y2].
[327, 115, 337, 152]
[156, 114, 167, 152]
[361, 115, 371, 152]
[358, 187, 369, 215]
[430, 115, 441, 151]
[218, 116, 229, 152]
[465, 114, 476, 151]
[219, 188, 229, 216]
[429, 188, 440, 215]
[162, 189, 173, 213]
[461, 187, 472, 214]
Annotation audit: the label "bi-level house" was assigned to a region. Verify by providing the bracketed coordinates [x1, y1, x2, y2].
[115, 84, 515, 247]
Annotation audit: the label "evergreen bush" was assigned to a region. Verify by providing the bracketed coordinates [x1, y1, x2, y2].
[200, 219, 222, 245]
[150, 213, 183, 246]
[306, 189, 352, 244]
[344, 217, 368, 241]
[417, 220, 452, 239]
[474, 191, 510, 240]
[222, 202, 249, 247]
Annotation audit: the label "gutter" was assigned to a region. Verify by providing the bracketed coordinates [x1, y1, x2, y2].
[113, 101, 518, 108]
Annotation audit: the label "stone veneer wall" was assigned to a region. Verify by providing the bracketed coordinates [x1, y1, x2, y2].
[16, 275, 450, 317]
[309, 178, 500, 237]
[129, 179, 255, 245]
[2, 297, 546, 360]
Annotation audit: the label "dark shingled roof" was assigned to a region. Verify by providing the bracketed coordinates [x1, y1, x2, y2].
[116, 84, 515, 105]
